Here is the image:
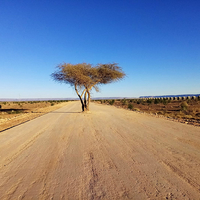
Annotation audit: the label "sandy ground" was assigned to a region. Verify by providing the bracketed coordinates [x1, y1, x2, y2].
[0, 102, 69, 132]
[0, 101, 200, 200]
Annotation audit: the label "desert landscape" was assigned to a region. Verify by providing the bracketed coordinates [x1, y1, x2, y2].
[0, 100, 69, 132]
[1, 1, 200, 199]
[95, 97, 200, 127]
[0, 101, 200, 199]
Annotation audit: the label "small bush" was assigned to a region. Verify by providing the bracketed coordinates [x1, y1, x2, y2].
[184, 115, 193, 119]
[154, 99, 160, 104]
[187, 99, 191, 103]
[128, 104, 133, 110]
[16, 110, 23, 114]
[133, 108, 140, 111]
[109, 100, 115, 105]
[147, 99, 153, 104]
[51, 103, 54, 106]
[163, 99, 168, 105]
[181, 101, 188, 111]
[7, 110, 23, 114]
[121, 99, 127, 105]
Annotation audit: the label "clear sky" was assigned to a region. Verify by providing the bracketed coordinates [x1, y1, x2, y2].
[1, 0, 199, 99]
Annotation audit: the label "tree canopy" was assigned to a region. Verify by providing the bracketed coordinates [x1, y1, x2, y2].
[51, 63, 125, 111]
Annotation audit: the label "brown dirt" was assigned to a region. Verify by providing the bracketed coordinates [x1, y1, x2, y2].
[97, 98, 200, 127]
[0, 101, 69, 132]
[0, 101, 200, 199]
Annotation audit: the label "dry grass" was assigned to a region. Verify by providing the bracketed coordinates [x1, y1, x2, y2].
[94, 98, 200, 125]
[0, 100, 70, 131]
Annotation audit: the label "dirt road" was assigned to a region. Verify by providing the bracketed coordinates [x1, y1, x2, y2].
[0, 101, 200, 200]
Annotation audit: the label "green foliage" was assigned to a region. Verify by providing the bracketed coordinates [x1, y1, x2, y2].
[109, 100, 115, 105]
[147, 99, 153, 104]
[7, 110, 23, 114]
[121, 99, 127, 105]
[163, 99, 168, 105]
[136, 99, 143, 104]
[128, 104, 133, 110]
[28, 101, 38, 104]
[154, 99, 160, 104]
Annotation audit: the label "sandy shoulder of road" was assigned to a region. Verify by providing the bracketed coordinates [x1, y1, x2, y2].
[0, 102, 72, 132]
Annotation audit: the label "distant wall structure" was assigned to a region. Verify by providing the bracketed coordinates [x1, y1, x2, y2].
[139, 94, 200, 100]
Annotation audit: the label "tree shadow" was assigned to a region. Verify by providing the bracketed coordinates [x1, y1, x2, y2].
[33, 111, 81, 114]
[0, 109, 28, 114]
[50, 111, 81, 113]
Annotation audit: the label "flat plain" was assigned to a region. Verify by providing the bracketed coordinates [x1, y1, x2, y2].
[0, 101, 200, 199]
[0, 101, 69, 132]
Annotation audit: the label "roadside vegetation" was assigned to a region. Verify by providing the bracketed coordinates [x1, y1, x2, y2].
[93, 97, 200, 126]
[0, 100, 70, 132]
[0, 100, 69, 117]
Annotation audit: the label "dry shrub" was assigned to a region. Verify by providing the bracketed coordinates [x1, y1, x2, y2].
[157, 111, 164, 115]
[180, 101, 188, 111]
[176, 114, 183, 119]
[128, 104, 133, 110]
[184, 115, 193, 119]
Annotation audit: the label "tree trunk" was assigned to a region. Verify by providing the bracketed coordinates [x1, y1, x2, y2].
[75, 85, 85, 112]
[80, 96, 85, 112]
[76, 94, 84, 112]
[84, 91, 88, 111]
[87, 90, 90, 111]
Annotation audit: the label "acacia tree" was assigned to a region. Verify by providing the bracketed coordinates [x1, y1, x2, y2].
[51, 62, 125, 112]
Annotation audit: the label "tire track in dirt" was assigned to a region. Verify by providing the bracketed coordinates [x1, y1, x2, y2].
[87, 103, 200, 199]
[83, 152, 101, 200]
[0, 129, 45, 171]
[0, 103, 79, 199]
[105, 110, 200, 196]
[161, 160, 200, 192]
[83, 113, 148, 199]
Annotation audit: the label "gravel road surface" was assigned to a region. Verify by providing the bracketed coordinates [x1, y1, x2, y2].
[0, 101, 200, 199]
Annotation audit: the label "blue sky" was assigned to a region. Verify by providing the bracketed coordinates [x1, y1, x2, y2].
[0, 0, 199, 98]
